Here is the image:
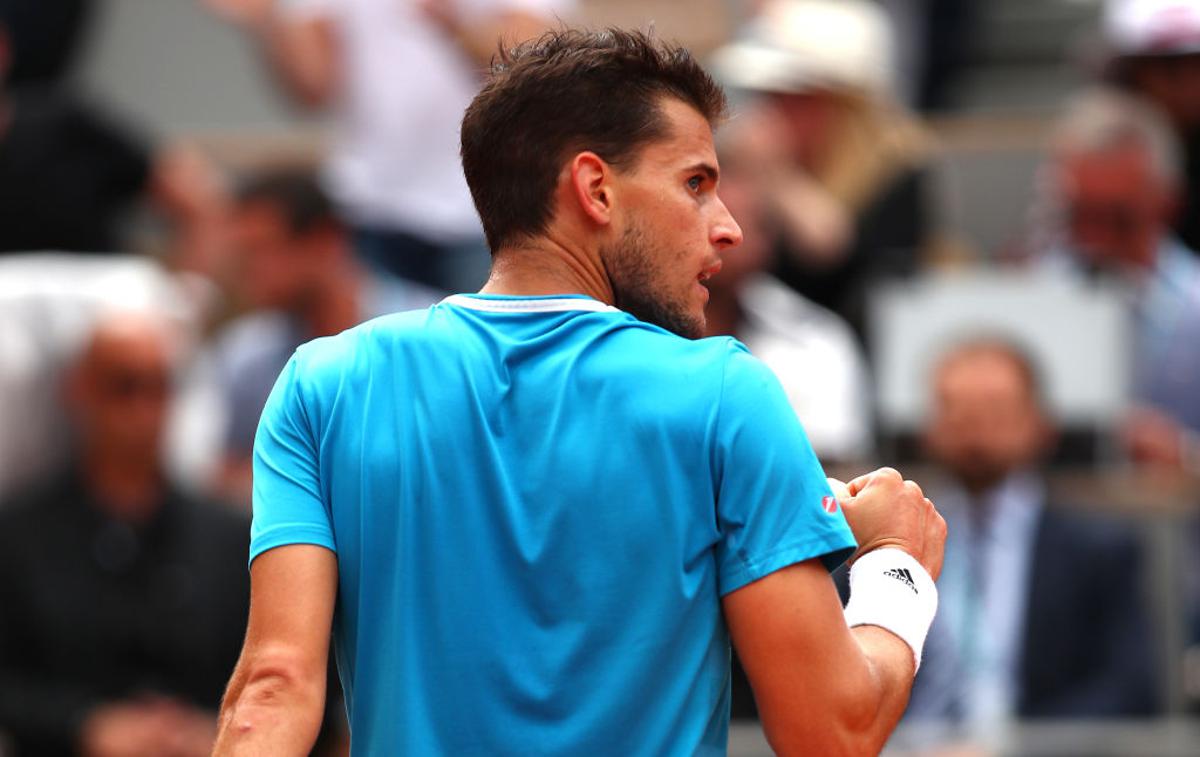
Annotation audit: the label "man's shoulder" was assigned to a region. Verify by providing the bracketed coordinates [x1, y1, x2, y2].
[0, 474, 76, 545]
[287, 308, 435, 382]
[311, 306, 435, 347]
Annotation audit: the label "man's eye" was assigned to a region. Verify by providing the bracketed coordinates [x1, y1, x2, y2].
[688, 176, 703, 192]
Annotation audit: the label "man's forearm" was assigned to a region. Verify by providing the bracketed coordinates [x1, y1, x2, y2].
[758, 625, 914, 756]
[243, 13, 338, 109]
[845, 625, 917, 751]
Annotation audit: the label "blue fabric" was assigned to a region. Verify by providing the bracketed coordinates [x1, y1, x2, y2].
[250, 294, 856, 755]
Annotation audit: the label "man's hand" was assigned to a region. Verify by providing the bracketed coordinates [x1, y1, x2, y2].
[839, 467, 946, 580]
[80, 698, 216, 757]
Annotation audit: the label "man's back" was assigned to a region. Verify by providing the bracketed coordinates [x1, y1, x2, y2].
[252, 294, 854, 754]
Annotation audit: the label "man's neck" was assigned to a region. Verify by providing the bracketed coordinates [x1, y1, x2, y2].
[703, 288, 742, 338]
[480, 232, 615, 304]
[82, 451, 164, 522]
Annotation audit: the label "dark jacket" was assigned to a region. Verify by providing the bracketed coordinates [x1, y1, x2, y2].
[1015, 506, 1159, 717]
[0, 471, 250, 755]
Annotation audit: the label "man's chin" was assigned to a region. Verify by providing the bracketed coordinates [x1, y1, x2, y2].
[618, 296, 704, 339]
[954, 465, 1010, 496]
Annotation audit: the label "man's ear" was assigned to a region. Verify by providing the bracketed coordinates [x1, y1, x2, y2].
[569, 151, 614, 227]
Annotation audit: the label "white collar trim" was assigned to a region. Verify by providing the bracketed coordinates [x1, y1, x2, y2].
[441, 294, 619, 314]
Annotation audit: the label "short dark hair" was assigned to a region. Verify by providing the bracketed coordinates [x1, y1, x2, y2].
[461, 28, 727, 252]
[234, 168, 338, 236]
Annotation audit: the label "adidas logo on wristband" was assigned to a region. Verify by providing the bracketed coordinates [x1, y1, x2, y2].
[882, 567, 918, 594]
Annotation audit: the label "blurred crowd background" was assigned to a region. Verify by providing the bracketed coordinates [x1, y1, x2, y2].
[1, 0, 1199, 755]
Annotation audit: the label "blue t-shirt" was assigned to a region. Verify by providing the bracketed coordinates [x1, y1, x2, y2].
[251, 293, 856, 755]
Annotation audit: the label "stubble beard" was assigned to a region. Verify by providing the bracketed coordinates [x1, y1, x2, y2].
[601, 222, 705, 340]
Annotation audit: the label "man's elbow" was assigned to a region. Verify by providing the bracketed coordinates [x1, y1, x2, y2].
[761, 684, 892, 756]
[220, 647, 326, 736]
[764, 717, 887, 757]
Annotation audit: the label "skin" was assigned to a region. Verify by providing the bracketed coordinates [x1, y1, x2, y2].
[701, 153, 773, 337]
[67, 315, 177, 520]
[1056, 143, 1175, 271]
[923, 344, 1052, 497]
[226, 201, 361, 335]
[483, 97, 738, 336]
[215, 95, 946, 755]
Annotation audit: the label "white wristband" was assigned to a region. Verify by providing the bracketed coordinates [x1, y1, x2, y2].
[843, 548, 938, 672]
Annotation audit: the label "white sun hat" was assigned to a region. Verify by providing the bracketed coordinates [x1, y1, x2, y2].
[709, 0, 894, 96]
[1104, 0, 1200, 56]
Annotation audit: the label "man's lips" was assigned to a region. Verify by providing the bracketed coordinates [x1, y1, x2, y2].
[697, 259, 723, 283]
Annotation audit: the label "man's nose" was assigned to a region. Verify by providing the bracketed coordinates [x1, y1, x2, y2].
[712, 198, 743, 250]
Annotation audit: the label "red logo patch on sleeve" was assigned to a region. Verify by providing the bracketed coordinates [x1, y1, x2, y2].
[821, 495, 839, 514]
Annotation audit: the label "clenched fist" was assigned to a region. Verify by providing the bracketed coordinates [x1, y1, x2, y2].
[833, 468, 946, 580]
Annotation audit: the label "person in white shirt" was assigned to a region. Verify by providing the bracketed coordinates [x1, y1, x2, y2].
[207, 0, 572, 292]
[705, 136, 873, 464]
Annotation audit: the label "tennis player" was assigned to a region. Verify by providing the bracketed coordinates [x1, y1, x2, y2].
[215, 29, 945, 755]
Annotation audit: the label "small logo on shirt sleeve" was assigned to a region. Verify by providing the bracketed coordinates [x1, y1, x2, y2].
[821, 495, 839, 514]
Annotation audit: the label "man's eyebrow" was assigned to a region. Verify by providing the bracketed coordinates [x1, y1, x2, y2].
[684, 162, 719, 182]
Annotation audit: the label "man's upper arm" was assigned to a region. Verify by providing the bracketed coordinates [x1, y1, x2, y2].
[723, 560, 911, 754]
[215, 544, 337, 753]
[244, 544, 338, 677]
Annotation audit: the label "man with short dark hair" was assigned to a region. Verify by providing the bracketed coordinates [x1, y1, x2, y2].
[215, 30, 945, 754]
[212, 168, 440, 506]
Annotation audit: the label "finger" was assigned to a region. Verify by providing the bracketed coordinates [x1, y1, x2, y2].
[925, 510, 948, 581]
[846, 473, 871, 496]
[847, 466, 900, 496]
[903, 479, 925, 502]
[826, 477, 851, 501]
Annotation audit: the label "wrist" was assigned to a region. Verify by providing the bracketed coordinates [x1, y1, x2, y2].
[843, 547, 938, 672]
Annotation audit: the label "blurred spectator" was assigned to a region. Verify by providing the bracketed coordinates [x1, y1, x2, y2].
[1105, 0, 1200, 256]
[711, 0, 933, 341]
[0, 254, 230, 505]
[211, 169, 441, 506]
[706, 143, 872, 463]
[908, 339, 1158, 727]
[1026, 87, 1200, 471]
[881, 0, 983, 111]
[0, 311, 249, 756]
[713, 144, 872, 721]
[0, 0, 93, 86]
[207, 0, 572, 292]
[0, 16, 226, 270]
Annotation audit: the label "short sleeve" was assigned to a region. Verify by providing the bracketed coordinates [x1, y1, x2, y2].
[249, 352, 336, 565]
[713, 343, 857, 596]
